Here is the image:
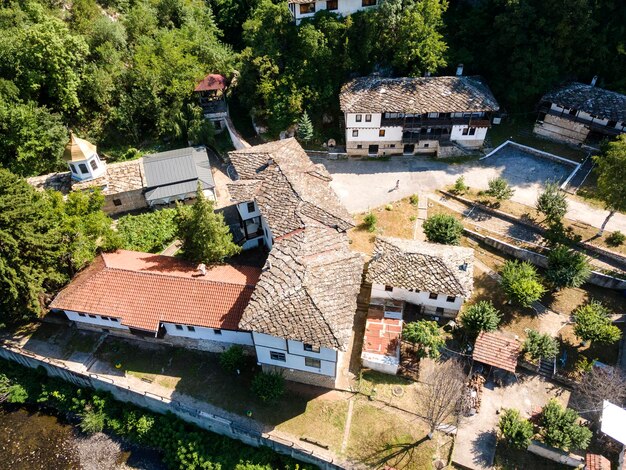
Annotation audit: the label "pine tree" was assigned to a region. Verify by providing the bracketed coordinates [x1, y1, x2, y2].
[176, 185, 241, 264]
[297, 111, 313, 144]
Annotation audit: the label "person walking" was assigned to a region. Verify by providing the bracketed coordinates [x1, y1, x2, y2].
[394, 179, 400, 191]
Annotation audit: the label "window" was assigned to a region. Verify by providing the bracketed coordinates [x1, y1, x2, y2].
[113, 199, 122, 207]
[213, 329, 222, 335]
[246, 201, 255, 213]
[304, 343, 320, 353]
[111, 318, 119, 322]
[462, 128, 469, 136]
[187, 326, 196, 332]
[89, 314, 97, 319]
[569, 108, 577, 116]
[446, 295, 455, 303]
[305, 357, 321, 368]
[355, 114, 362, 122]
[299, 2, 315, 14]
[423, 143, 429, 148]
[175, 324, 183, 330]
[326, 0, 338, 10]
[379, 129, 386, 137]
[357, 144, 362, 149]
[384, 285, 393, 292]
[427, 112, 439, 118]
[468, 127, 476, 136]
[362, 0, 376, 6]
[70, 164, 77, 174]
[389, 144, 395, 148]
[607, 120, 617, 127]
[79, 163, 89, 174]
[436, 307, 444, 315]
[368, 144, 379, 154]
[101, 316, 109, 321]
[270, 351, 286, 362]
[352, 130, 359, 137]
[78, 313, 86, 317]
[89, 159, 98, 171]
[365, 114, 372, 122]
[428, 293, 438, 300]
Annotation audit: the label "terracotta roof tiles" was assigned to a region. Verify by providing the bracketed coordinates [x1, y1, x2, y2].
[473, 331, 520, 373]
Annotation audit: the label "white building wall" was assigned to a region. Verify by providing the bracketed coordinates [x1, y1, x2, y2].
[64, 310, 130, 330]
[346, 112, 382, 128]
[162, 322, 253, 346]
[371, 283, 463, 312]
[237, 201, 261, 220]
[361, 351, 399, 375]
[450, 125, 488, 142]
[294, 0, 378, 23]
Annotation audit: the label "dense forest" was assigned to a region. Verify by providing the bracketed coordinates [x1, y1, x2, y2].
[1, 0, 624, 174]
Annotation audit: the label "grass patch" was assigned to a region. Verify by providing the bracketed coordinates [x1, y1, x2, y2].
[357, 370, 425, 416]
[211, 130, 235, 157]
[349, 197, 419, 255]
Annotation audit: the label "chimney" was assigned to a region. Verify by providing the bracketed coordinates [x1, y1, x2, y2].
[197, 263, 206, 276]
[456, 64, 464, 76]
[591, 75, 598, 87]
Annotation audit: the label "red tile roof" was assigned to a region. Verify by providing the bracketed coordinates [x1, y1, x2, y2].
[50, 250, 261, 333]
[362, 305, 402, 357]
[586, 453, 611, 470]
[473, 331, 520, 373]
[194, 74, 226, 92]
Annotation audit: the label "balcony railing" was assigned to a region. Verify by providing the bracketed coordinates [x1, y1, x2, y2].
[402, 132, 451, 144]
[538, 106, 624, 136]
[381, 116, 491, 129]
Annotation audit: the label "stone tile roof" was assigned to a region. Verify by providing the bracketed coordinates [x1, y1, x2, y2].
[228, 138, 354, 238]
[50, 250, 261, 333]
[340, 76, 500, 114]
[542, 82, 626, 122]
[585, 454, 611, 470]
[239, 224, 364, 350]
[473, 331, 520, 373]
[366, 237, 474, 298]
[27, 159, 145, 196]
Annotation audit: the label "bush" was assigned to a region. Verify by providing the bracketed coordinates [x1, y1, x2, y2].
[460, 301, 501, 337]
[485, 177, 514, 201]
[573, 301, 622, 345]
[536, 182, 568, 224]
[116, 208, 178, 253]
[606, 231, 625, 247]
[500, 260, 545, 307]
[220, 345, 246, 373]
[7, 384, 28, 404]
[546, 245, 591, 289]
[251, 371, 284, 403]
[498, 408, 534, 449]
[423, 214, 464, 245]
[409, 194, 419, 205]
[539, 400, 592, 451]
[402, 320, 445, 359]
[79, 406, 106, 433]
[385, 204, 393, 211]
[523, 329, 558, 361]
[363, 212, 377, 232]
[452, 176, 469, 195]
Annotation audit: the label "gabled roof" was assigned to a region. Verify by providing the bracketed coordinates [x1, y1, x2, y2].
[194, 74, 226, 92]
[367, 237, 474, 298]
[541, 82, 626, 122]
[340, 76, 500, 114]
[585, 454, 611, 470]
[227, 138, 353, 237]
[50, 250, 261, 332]
[143, 147, 215, 202]
[239, 224, 363, 350]
[473, 331, 520, 373]
[64, 133, 97, 162]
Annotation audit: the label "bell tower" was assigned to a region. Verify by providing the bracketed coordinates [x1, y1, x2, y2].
[64, 132, 107, 181]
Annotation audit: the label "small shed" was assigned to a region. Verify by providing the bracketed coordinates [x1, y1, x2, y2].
[361, 305, 403, 375]
[472, 331, 520, 374]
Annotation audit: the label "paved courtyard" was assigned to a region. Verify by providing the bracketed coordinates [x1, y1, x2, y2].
[316, 150, 626, 233]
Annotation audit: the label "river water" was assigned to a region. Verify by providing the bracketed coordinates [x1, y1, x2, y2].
[0, 408, 166, 470]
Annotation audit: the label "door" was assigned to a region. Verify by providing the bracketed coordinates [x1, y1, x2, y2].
[368, 144, 379, 155]
[403, 144, 415, 155]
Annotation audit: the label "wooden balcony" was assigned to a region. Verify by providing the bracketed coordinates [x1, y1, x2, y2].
[538, 105, 624, 136]
[381, 116, 491, 129]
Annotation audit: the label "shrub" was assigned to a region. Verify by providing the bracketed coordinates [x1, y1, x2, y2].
[573, 301, 622, 345]
[363, 212, 377, 232]
[498, 408, 534, 449]
[116, 208, 178, 253]
[220, 345, 246, 373]
[385, 204, 393, 211]
[409, 194, 419, 205]
[7, 384, 28, 404]
[606, 231, 625, 247]
[79, 406, 106, 433]
[460, 301, 501, 337]
[485, 177, 514, 201]
[574, 355, 594, 376]
[423, 214, 464, 245]
[251, 371, 284, 403]
[500, 260, 545, 307]
[452, 176, 469, 195]
[523, 329, 558, 361]
[536, 182, 568, 224]
[539, 400, 592, 450]
[402, 320, 445, 359]
[546, 245, 591, 289]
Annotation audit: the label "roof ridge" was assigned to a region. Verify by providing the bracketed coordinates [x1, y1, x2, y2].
[104, 266, 259, 287]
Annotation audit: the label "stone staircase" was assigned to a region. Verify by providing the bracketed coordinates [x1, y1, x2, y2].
[538, 357, 556, 378]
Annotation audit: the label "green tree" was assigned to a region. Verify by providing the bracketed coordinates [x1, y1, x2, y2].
[545, 245, 591, 290]
[536, 182, 568, 225]
[573, 301, 622, 345]
[460, 301, 501, 337]
[500, 260, 545, 307]
[523, 329, 558, 361]
[594, 135, 626, 234]
[422, 213, 464, 245]
[251, 371, 284, 403]
[116, 208, 178, 253]
[485, 177, 514, 201]
[176, 185, 241, 264]
[498, 408, 534, 449]
[540, 400, 592, 451]
[452, 176, 468, 195]
[297, 111, 314, 143]
[0, 169, 67, 323]
[402, 320, 445, 359]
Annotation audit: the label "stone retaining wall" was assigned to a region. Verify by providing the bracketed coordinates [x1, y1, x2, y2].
[527, 440, 584, 467]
